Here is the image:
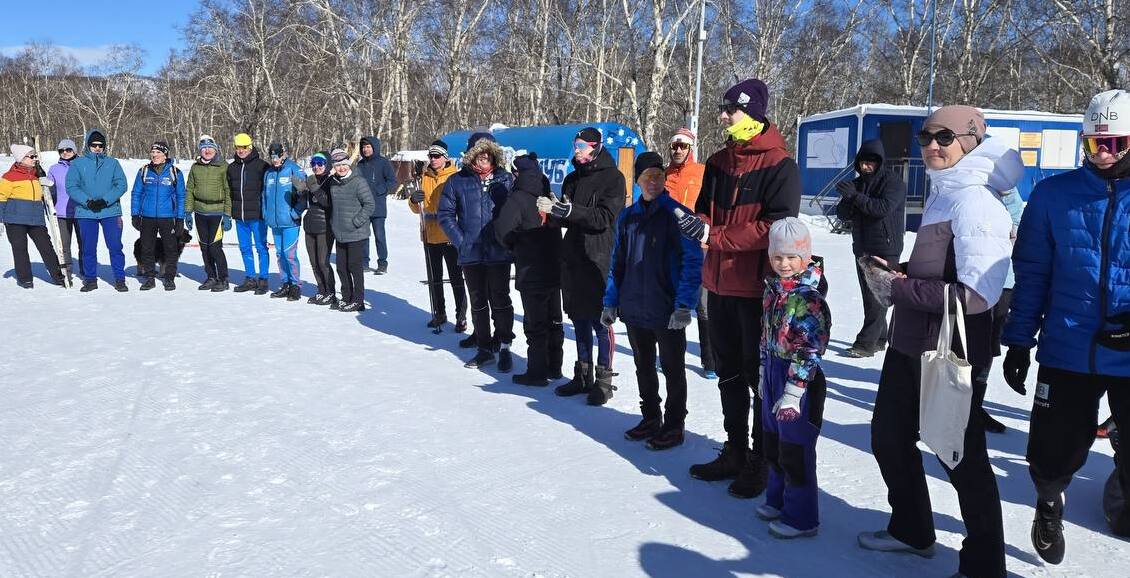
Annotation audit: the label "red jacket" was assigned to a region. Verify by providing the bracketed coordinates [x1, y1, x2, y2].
[694, 125, 801, 298]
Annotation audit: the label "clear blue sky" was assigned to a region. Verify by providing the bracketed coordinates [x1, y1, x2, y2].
[2, 0, 198, 75]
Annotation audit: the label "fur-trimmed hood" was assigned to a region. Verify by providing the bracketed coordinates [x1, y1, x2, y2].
[461, 138, 507, 170]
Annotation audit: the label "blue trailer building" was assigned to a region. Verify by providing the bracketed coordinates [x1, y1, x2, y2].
[796, 104, 1083, 229]
[441, 122, 647, 203]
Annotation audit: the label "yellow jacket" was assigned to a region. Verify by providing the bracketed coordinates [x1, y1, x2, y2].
[410, 162, 458, 244]
[0, 164, 47, 226]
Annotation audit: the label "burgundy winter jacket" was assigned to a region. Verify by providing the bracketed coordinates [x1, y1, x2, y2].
[695, 125, 802, 298]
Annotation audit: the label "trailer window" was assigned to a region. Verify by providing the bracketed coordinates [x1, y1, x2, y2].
[1040, 130, 1080, 169]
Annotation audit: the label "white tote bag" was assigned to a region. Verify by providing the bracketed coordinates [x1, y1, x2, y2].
[919, 284, 974, 469]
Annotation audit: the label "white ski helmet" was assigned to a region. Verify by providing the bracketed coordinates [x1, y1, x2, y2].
[1083, 89, 1130, 135]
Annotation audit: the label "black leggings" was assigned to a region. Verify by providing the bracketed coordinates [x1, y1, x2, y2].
[6, 223, 61, 283]
[138, 217, 179, 279]
[305, 231, 336, 295]
[336, 239, 366, 304]
[194, 214, 228, 281]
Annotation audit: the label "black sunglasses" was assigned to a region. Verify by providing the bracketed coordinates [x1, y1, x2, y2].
[916, 129, 973, 147]
[58, 148, 74, 154]
[718, 103, 740, 115]
[427, 153, 443, 159]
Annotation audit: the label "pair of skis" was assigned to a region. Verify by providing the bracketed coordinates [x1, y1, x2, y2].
[40, 179, 72, 288]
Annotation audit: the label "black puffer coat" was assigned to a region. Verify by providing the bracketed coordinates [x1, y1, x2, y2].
[555, 148, 625, 318]
[494, 160, 562, 292]
[303, 161, 334, 235]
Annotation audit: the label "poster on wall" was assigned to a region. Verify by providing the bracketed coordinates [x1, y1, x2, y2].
[986, 126, 1021, 151]
[805, 127, 850, 169]
[1040, 129, 1080, 169]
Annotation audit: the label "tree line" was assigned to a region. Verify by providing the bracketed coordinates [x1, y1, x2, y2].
[0, 0, 1125, 160]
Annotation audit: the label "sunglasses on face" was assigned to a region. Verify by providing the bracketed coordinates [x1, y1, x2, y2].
[58, 148, 74, 154]
[719, 103, 740, 115]
[27, 154, 38, 160]
[1082, 135, 1130, 156]
[427, 153, 443, 159]
[670, 143, 690, 151]
[235, 145, 251, 151]
[916, 129, 972, 147]
[310, 159, 327, 167]
[89, 143, 105, 149]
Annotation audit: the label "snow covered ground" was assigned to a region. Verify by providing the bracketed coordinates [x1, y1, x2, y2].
[0, 166, 1124, 577]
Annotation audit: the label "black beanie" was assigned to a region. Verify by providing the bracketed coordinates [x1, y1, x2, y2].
[88, 130, 106, 146]
[634, 151, 665, 181]
[575, 127, 602, 145]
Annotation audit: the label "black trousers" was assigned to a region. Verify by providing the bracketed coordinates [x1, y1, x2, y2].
[464, 263, 515, 350]
[58, 217, 82, 275]
[6, 223, 61, 283]
[424, 242, 467, 320]
[194, 214, 228, 281]
[519, 287, 564, 378]
[138, 217, 179, 279]
[1029, 367, 1130, 531]
[853, 253, 898, 349]
[872, 349, 1005, 578]
[305, 231, 336, 295]
[696, 290, 715, 372]
[336, 239, 366, 304]
[627, 324, 688, 428]
[708, 291, 764, 449]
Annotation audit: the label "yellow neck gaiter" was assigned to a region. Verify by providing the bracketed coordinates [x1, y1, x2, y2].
[725, 116, 765, 143]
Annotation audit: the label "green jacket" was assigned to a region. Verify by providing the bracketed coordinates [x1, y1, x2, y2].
[186, 157, 231, 215]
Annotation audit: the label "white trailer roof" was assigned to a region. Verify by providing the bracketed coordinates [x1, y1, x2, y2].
[799, 103, 1082, 125]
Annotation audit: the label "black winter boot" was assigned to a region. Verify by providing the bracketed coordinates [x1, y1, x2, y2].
[270, 283, 291, 298]
[647, 425, 685, 450]
[689, 441, 747, 481]
[555, 361, 594, 396]
[140, 277, 156, 291]
[625, 415, 663, 441]
[80, 279, 98, 292]
[287, 284, 301, 301]
[728, 450, 768, 498]
[234, 278, 257, 293]
[464, 348, 495, 369]
[254, 278, 269, 295]
[211, 278, 229, 292]
[114, 279, 128, 292]
[198, 278, 216, 291]
[586, 365, 617, 406]
[497, 344, 513, 373]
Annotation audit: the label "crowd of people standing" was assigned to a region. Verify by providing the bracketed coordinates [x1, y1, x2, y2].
[1, 77, 1127, 577]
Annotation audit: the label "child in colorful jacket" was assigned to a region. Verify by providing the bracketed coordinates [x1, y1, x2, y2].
[757, 217, 831, 539]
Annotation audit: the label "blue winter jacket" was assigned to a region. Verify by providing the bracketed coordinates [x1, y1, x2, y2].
[262, 159, 307, 229]
[356, 136, 397, 219]
[1002, 164, 1130, 377]
[65, 128, 128, 219]
[131, 162, 186, 219]
[604, 194, 703, 331]
[438, 166, 514, 266]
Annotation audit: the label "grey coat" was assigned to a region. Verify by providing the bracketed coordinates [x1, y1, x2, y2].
[329, 170, 375, 243]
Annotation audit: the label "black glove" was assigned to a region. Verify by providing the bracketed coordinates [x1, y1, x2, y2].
[410, 188, 425, 204]
[131, 215, 141, 231]
[835, 181, 856, 198]
[1002, 347, 1030, 395]
[87, 199, 107, 212]
[673, 208, 707, 243]
[857, 256, 897, 308]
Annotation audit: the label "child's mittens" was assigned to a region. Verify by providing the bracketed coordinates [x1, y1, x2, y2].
[773, 383, 805, 422]
[857, 255, 897, 308]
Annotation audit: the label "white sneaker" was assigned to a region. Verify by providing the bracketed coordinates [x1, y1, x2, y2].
[755, 503, 781, 521]
[857, 530, 936, 558]
[769, 520, 817, 539]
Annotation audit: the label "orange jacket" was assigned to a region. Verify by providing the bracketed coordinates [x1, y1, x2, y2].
[410, 162, 459, 243]
[665, 159, 705, 210]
